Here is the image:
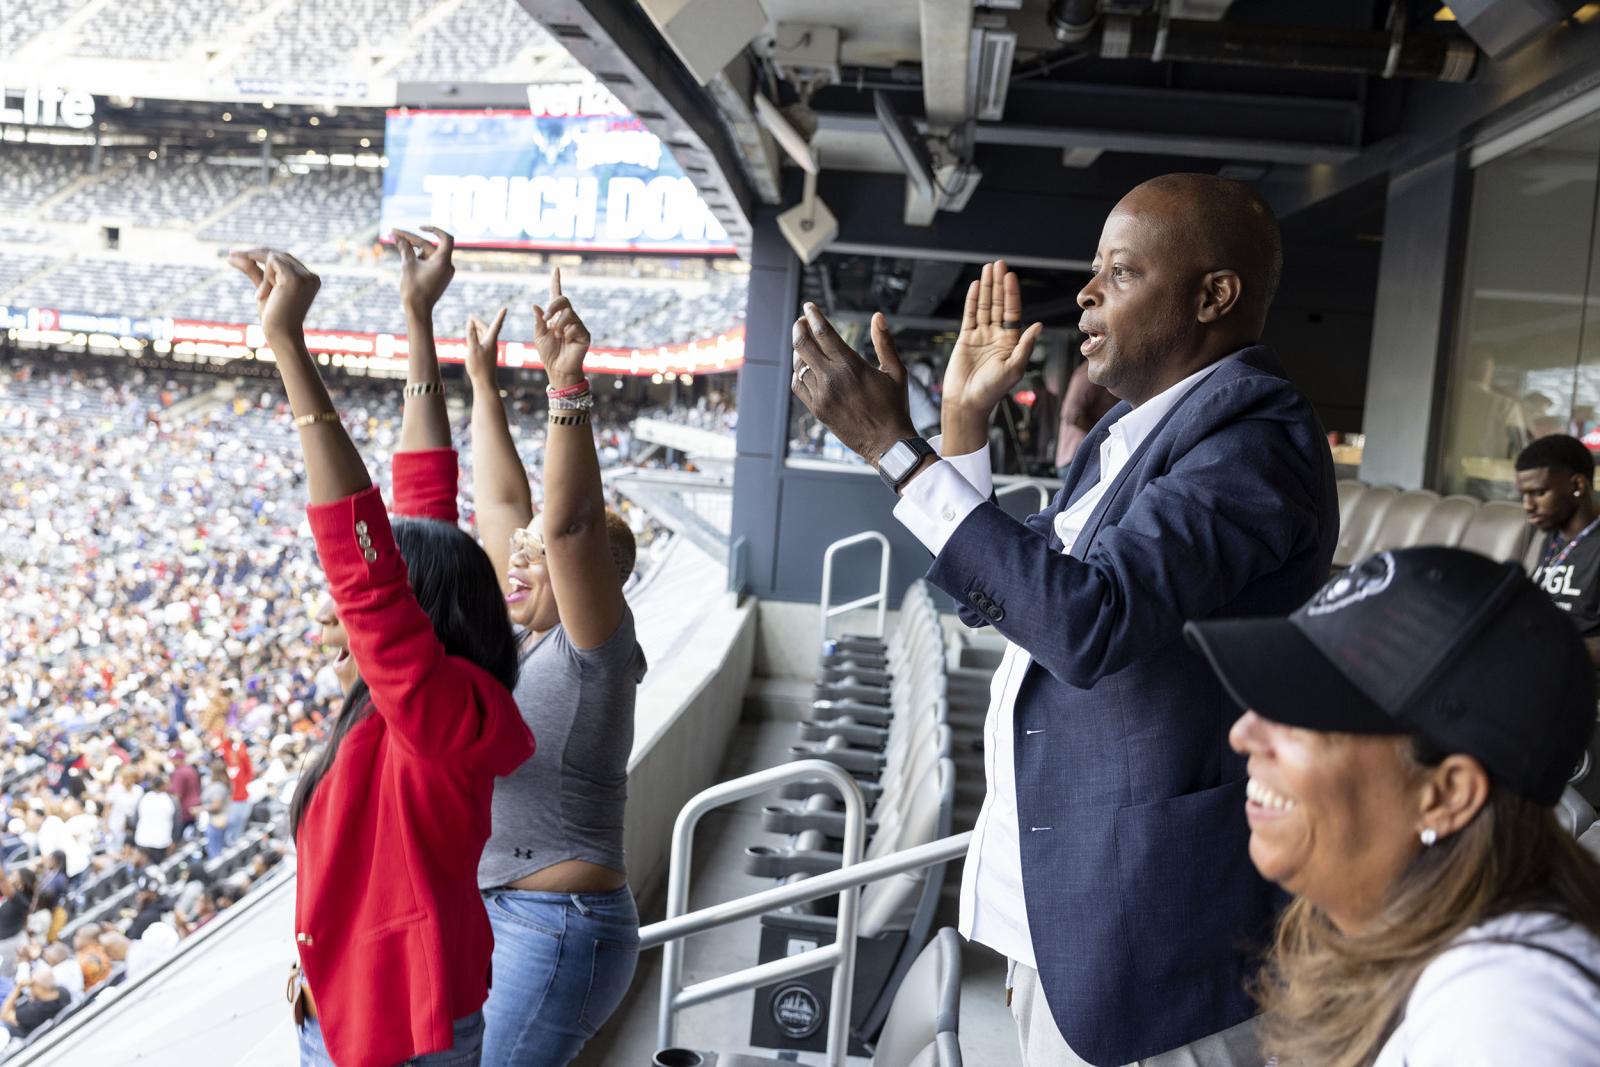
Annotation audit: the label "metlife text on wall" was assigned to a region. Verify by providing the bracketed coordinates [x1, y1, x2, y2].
[0, 77, 95, 129]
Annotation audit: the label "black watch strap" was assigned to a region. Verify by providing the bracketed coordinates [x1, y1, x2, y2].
[877, 436, 937, 493]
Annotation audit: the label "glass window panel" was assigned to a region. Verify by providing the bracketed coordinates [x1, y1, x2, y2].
[785, 253, 1086, 477]
[1439, 113, 1600, 499]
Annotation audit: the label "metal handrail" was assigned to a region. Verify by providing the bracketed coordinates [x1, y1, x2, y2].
[653, 760, 868, 1066]
[639, 830, 972, 949]
[820, 530, 891, 647]
[995, 479, 1053, 514]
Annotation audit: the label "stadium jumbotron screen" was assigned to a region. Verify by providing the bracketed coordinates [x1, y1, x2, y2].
[380, 109, 735, 254]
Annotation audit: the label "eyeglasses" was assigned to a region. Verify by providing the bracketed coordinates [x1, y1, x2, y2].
[510, 525, 545, 561]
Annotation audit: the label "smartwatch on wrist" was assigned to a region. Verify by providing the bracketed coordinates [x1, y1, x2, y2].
[876, 436, 937, 493]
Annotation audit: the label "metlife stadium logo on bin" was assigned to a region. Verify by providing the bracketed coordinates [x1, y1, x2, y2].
[380, 108, 734, 254]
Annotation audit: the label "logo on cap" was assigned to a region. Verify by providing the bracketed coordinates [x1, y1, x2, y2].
[1306, 552, 1395, 617]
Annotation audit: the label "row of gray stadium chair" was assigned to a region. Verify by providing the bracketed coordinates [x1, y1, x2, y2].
[47, 151, 262, 230]
[0, 0, 77, 59]
[197, 166, 381, 263]
[1334, 479, 1537, 571]
[739, 582, 960, 1055]
[69, 0, 241, 62]
[391, 0, 554, 81]
[232, 0, 437, 81]
[659, 927, 963, 1067]
[0, 145, 86, 221]
[3, 0, 571, 84]
[10, 259, 217, 319]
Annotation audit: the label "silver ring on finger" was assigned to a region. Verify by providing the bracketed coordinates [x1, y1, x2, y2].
[1002, 320, 1023, 330]
[796, 362, 811, 381]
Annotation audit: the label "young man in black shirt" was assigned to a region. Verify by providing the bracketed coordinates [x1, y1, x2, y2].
[1516, 434, 1600, 664]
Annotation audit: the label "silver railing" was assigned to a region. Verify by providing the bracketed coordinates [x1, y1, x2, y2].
[819, 530, 891, 646]
[648, 760, 865, 1064]
[640, 757, 971, 1067]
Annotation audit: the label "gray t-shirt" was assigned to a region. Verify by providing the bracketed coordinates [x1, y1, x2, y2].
[478, 608, 647, 889]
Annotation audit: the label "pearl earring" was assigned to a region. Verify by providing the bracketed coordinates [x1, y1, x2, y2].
[1420, 827, 1438, 847]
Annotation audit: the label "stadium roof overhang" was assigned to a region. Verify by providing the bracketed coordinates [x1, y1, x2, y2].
[514, 0, 1600, 268]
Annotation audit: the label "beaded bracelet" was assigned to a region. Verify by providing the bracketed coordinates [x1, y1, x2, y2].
[292, 411, 342, 428]
[549, 412, 591, 427]
[546, 379, 590, 399]
[403, 381, 445, 398]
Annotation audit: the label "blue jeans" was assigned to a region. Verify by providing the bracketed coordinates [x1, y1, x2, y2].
[480, 885, 640, 1067]
[298, 1009, 484, 1066]
[204, 823, 227, 861]
[225, 799, 252, 845]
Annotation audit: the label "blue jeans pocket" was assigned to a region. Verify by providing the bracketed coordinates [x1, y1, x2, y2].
[578, 936, 639, 1035]
[486, 894, 565, 1019]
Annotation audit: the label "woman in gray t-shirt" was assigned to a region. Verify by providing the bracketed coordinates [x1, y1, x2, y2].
[462, 275, 648, 1067]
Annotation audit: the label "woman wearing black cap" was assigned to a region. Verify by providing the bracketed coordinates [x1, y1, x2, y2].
[1185, 546, 1600, 1067]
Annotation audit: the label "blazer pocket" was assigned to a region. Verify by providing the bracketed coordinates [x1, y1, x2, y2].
[1112, 779, 1269, 982]
[355, 908, 427, 945]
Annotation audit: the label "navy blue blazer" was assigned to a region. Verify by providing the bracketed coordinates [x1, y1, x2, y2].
[924, 346, 1338, 1065]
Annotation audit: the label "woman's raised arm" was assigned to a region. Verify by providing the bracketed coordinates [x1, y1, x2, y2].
[534, 271, 626, 649]
[227, 249, 368, 504]
[465, 306, 534, 591]
[393, 226, 455, 453]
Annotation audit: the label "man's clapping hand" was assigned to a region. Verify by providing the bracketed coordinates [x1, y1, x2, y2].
[941, 260, 1042, 452]
[227, 249, 320, 341]
[790, 304, 918, 469]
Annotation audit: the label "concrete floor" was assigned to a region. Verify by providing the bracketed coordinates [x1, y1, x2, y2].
[577, 702, 1022, 1067]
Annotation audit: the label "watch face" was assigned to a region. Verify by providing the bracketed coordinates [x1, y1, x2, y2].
[880, 441, 915, 480]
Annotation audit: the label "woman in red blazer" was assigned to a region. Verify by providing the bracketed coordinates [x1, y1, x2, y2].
[228, 246, 534, 1067]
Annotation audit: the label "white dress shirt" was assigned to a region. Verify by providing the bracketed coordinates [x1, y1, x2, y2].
[893, 361, 1224, 966]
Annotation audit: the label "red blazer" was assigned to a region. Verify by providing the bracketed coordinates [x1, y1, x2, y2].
[296, 485, 534, 1067]
[392, 448, 460, 524]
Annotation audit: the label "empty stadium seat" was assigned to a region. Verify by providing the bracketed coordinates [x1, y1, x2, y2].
[737, 582, 957, 1053]
[1336, 478, 1367, 533]
[1333, 485, 1398, 568]
[1366, 490, 1441, 555]
[1458, 501, 1533, 566]
[1334, 481, 1538, 570]
[1581, 822, 1600, 862]
[1413, 495, 1478, 547]
[1557, 787, 1597, 838]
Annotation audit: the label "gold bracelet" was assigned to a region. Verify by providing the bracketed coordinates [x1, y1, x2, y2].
[292, 411, 342, 428]
[403, 381, 445, 398]
[548, 412, 590, 427]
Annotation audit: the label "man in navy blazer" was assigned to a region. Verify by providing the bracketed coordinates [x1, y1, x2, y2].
[790, 174, 1339, 1066]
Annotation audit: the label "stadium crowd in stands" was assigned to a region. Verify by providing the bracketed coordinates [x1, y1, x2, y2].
[0, 347, 690, 1055]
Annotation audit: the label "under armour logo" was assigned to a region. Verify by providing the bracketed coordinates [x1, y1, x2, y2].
[512, 847, 537, 860]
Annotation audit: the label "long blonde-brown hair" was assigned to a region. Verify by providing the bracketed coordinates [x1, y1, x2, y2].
[1257, 739, 1600, 1067]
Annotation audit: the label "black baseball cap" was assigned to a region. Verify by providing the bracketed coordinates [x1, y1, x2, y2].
[1184, 546, 1597, 806]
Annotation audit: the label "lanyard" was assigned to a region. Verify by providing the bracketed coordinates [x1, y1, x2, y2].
[1543, 514, 1600, 571]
